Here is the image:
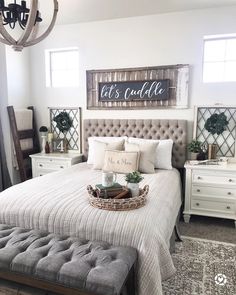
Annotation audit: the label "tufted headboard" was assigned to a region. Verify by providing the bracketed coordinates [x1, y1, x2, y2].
[83, 119, 187, 168]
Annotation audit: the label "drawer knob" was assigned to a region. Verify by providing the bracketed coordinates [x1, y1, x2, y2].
[226, 206, 231, 210]
[39, 164, 43, 167]
[196, 202, 200, 206]
[229, 179, 233, 182]
[228, 192, 232, 195]
[60, 166, 64, 169]
[197, 176, 201, 180]
[197, 189, 201, 193]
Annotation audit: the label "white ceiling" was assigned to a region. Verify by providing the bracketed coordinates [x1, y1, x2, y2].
[40, 0, 236, 24]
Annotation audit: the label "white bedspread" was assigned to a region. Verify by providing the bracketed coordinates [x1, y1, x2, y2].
[0, 163, 182, 295]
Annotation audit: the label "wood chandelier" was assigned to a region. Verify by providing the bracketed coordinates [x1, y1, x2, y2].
[0, 0, 58, 51]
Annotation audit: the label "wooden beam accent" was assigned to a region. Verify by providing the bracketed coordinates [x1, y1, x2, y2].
[18, 130, 35, 140]
[7, 106, 27, 181]
[7, 106, 40, 182]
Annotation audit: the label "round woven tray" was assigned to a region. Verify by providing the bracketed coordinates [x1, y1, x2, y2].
[87, 185, 149, 211]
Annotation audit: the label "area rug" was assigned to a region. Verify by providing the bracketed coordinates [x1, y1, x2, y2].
[162, 236, 236, 295]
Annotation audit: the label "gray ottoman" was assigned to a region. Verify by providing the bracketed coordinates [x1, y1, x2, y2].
[0, 224, 137, 295]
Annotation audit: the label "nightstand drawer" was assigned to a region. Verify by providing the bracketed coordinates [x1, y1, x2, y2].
[36, 160, 69, 170]
[30, 153, 83, 178]
[193, 172, 236, 185]
[191, 198, 235, 214]
[36, 170, 57, 177]
[192, 185, 236, 198]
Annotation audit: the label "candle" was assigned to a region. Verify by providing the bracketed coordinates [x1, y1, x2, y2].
[47, 132, 54, 143]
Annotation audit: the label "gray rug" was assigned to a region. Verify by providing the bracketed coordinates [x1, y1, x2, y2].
[163, 237, 236, 295]
[179, 216, 236, 244]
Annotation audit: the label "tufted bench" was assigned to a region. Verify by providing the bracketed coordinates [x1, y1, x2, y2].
[0, 224, 137, 295]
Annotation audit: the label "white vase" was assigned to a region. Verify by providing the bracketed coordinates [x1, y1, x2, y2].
[190, 152, 198, 160]
[41, 135, 47, 153]
[127, 183, 139, 197]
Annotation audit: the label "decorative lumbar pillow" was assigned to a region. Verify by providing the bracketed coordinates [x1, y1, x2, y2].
[93, 140, 124, 170]
[127, 137, 173, 170]
[103, 150, 140, 174]
[87, 137, 126, 165]
[125, 141, 158, 174]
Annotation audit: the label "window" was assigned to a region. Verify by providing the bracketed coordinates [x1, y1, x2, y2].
[203, 34, 236, 83]
[46, 48, 79, 87]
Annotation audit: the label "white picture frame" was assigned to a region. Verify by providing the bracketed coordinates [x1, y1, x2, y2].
[49, 107, 82, 153]
[193, 105, 236, 158]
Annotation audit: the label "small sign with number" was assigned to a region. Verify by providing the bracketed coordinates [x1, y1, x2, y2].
[52, 139, 67, 153]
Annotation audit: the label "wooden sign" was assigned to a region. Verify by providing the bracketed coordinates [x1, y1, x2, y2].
[98, 79, 170, 102]
[87, 65, 189, 109]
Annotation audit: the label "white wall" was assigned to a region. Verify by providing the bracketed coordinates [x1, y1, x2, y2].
[0, 44, 31, 183]
[5, 47, 31, 108]
[29, 5, 236, 140]
[0, 45, 12, 179]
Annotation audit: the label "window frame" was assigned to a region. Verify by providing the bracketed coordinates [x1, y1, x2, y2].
[203, 34, 236, 83]
[45, 47, 79, 88]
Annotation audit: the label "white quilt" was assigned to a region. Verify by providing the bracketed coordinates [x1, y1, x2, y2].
[0, 163, 182, 295]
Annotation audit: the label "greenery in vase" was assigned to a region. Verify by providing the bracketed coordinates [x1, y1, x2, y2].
[39, 126, 48, 132]
[187, 140, 202, 153]
[125, 171, 144, 183]
[204, 113, 229, 135]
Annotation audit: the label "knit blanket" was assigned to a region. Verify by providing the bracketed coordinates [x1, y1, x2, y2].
[0, 163, 182, 295]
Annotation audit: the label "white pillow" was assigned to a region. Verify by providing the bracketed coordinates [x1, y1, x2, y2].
[125, 141, 157, 173]
[87, 136, 126, 164]
[93, 140, 125, 170]
[127, 137, 173, 170]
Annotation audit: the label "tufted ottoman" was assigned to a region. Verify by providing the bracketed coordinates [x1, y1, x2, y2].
[0, 224, 137, 295]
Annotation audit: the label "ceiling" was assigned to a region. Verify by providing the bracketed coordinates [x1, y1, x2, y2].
[40, 0, 236, 24]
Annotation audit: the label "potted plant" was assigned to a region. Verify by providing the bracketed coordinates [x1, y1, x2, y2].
[125, 171, 144, 197]
[187, 139, 202, 160]
[39, 126, 48, 153]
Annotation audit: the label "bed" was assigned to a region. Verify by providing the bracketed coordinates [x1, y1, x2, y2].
[0, 119, 187, 295]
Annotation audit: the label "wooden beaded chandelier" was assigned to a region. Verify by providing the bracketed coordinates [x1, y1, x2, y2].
[0, 0, 58, 51]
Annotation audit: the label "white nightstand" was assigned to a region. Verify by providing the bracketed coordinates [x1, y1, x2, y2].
[183, 161, 236, 228]
[30, 152, 83, 178]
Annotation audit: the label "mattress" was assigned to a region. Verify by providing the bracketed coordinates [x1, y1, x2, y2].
[0, 163, 182, 295]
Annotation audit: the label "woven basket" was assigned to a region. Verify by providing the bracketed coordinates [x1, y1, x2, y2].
[87, 185, 149, 211]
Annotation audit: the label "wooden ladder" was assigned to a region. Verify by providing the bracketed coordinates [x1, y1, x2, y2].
[7, 106, 40, 182]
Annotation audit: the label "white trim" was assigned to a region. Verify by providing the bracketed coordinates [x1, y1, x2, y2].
[204, 33, 236, 41]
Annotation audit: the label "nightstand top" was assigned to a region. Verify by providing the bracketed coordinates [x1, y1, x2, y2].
[185, 160, 236, 171]
[30, 152, 83, 160]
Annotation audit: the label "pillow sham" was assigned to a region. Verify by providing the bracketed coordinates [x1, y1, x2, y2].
[127, 137, 173, 170]
[93, 140, 124, 170]
[87, 136, 126, 164]
[125, 141, 158, 174]
[103, 150, 140, 174]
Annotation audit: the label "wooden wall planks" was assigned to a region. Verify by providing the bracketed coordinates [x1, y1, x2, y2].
[86, 64, 189, 110]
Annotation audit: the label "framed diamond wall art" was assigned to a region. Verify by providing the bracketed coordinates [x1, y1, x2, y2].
[193, 106, 236, 158]
[49, 107, 82, 152]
